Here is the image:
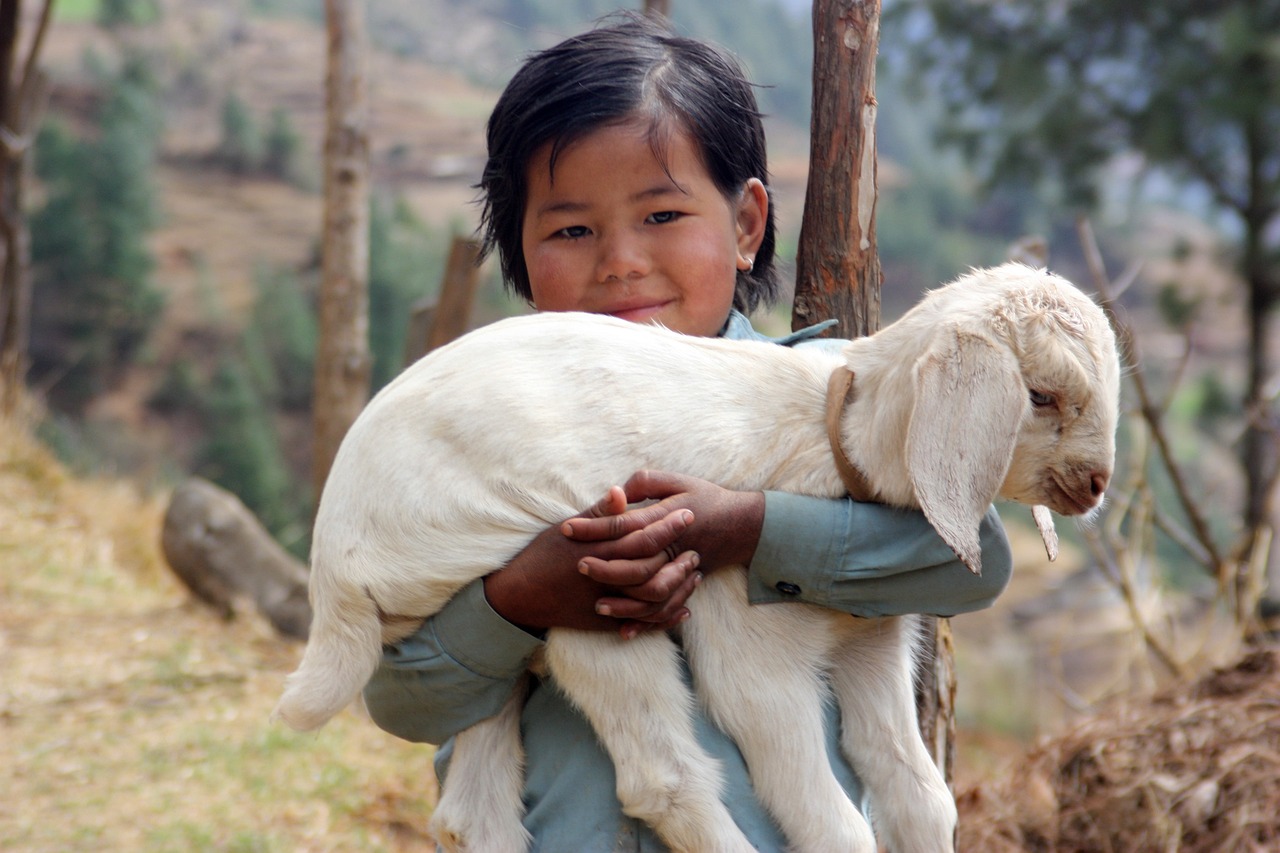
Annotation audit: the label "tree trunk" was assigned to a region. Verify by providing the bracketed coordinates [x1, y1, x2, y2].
[1239, 200, 1279, 614]
[794, 0, 957, 793]
[402, 235, 482, 365]
[426, 236, 481, 353]
[161, 478, 311, 640]
[643, 0, 671, 20]
[793, 0, 881, 339]
[0, 0, 52, 415]
[312, 0, 371, 500]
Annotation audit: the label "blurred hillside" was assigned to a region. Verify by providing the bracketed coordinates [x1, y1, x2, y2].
[31, 2, 1245, 482]
[29, 1, 837, 540]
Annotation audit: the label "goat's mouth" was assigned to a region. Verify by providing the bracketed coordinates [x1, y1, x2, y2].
[1044, 474, 1099, 516]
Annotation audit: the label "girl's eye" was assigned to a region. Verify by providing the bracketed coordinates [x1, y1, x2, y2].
[647, 211, 680, 225]
[555, 225, 590, 240]
[1029, 389, 1056, 408]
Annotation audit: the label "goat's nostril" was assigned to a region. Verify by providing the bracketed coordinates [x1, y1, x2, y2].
[1091, 471, 1110, 497]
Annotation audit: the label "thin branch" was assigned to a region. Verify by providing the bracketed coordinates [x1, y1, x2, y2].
[15, 1, 54, 129]
[1151, 503, 1214, 567]
[0, 122, 28, 157]
[1077, 217, 1226, 572]
[1084, 500, 1186, 679]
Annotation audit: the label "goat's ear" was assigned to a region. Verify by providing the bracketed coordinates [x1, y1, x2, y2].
[907, 327, 1026, 574]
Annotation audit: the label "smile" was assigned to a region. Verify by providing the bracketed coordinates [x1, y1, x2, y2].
[604, 301, 673, 323]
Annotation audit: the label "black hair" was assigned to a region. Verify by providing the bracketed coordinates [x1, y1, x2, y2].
[477, 13, 779, 315]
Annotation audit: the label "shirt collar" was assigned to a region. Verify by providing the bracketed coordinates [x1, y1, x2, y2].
[721, 308, 840, 346]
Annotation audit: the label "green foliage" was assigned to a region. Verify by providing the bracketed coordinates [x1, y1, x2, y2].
[244, 264, 317, 412]
[263, 107, 315, 189]
[1155, 281, 1202, 330]
[367, 195, 447, 390]
[194, 356, 303, 541]
[97, 0, 161, 27]
[30, 52, 165, 414]
[53, 0, 101, 24]
[218, 92, 265, 175]
[216, 96, 314, 189]
[891, 0, 1280, 222]
[149, 357, 205, 415]
[1193, 372, 1237, 435]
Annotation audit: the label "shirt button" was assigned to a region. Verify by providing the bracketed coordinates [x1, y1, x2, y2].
[775, 581, 802, 596]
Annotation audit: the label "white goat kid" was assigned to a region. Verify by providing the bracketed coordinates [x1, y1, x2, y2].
[275, 263, 1121, 852]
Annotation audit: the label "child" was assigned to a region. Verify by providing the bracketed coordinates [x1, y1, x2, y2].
[363, 14, 1011, 851]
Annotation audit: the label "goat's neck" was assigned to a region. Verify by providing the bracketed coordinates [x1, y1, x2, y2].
[837, 349, 921, 509]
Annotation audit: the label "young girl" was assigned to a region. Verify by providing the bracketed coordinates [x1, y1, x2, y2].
[363, 15, 1011, 851]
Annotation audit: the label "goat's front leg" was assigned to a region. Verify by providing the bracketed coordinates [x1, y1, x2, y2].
[544, 629, 755, 853]
[430, 678, 532, 853]
[827, 615, 957, 853]
[684, 570, 877, 852]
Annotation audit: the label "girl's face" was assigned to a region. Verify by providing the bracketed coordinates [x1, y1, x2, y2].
[521, 120, 768, 337]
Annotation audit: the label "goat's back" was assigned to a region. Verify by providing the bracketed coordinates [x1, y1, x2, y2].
[312, 312, 844, 637]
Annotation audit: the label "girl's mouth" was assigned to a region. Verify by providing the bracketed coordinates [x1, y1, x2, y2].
[604, 301, 672, 323]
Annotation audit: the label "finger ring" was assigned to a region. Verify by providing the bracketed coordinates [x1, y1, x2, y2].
[664, 544, 679, 562]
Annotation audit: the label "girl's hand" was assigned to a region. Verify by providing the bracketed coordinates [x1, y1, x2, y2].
[569, 470, 765, 636]
[482, 485, 704, 638]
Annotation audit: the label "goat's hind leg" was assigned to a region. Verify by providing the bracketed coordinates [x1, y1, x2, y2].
[545, 630, 754, 853]
[828, 615, 956, 853]
[430, 678, 532, 853]
[684, 571, 877, 852]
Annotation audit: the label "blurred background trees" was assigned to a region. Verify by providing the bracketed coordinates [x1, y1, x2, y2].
[30, 50, 164, 415]
[892, 0, 1279, 613]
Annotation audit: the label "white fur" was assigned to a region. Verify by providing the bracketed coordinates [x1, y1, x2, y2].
[274, 263, 1121, 852]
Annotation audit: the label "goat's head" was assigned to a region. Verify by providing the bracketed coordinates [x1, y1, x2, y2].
[858, 263, 1121, 572]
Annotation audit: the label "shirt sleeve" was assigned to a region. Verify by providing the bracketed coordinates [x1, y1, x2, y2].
[748, 492, 1012, 618]
[362, 579, 542, 744]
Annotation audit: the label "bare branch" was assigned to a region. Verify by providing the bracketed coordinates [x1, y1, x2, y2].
[15, 1, 54, 129]
[1083, 493, 1186, 678]
[1151, 503, 1214, 567]
[1077, 217, 1226, 573]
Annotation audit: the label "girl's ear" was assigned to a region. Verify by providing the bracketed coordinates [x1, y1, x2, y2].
[735, 178, 769, 269]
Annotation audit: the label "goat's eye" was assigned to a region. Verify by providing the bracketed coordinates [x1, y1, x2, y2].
[1030, 389, 1056, 408]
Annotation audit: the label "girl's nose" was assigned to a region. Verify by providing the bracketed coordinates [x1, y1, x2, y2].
[595, 232, 649, 283]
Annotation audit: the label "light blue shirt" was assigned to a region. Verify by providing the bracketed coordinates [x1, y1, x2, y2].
[362, 310, 1012, 851]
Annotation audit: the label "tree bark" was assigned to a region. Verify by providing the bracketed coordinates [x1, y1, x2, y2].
[312, 0, 371, 500]
[794, 0, 957, 793]
[161, 478, 311, 640]
[643, 0, 671, 20]
[402, 236, 482, 365]
[426, 236, 481, 353]
[1239, 195, 1279, 613]
[0, 0, 53, 415]
[793, 0, 881, 340]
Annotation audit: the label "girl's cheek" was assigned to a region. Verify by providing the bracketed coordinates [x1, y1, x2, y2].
[526, 251, 582, 311]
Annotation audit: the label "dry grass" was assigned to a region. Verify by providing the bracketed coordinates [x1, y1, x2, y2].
[0, 416, 439, 852]
[958, 646, 1280, 852]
